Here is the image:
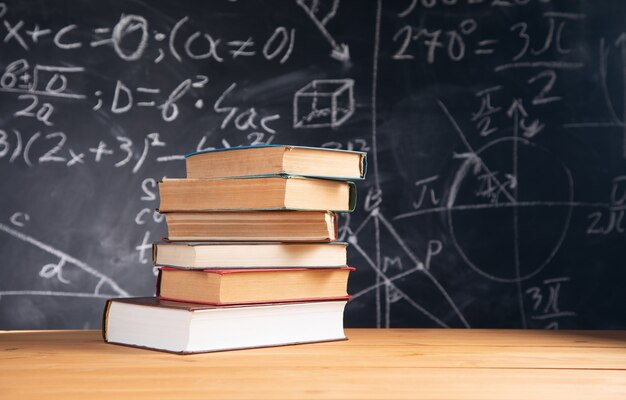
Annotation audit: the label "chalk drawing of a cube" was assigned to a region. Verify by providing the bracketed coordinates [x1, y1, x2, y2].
[293, 79, 355, 129]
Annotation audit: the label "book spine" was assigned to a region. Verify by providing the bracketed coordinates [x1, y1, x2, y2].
[155, 269, 163, 297]
[151, 243, 158, 265]
[101, 299, 113, 342]
[347, 181, 357, 212]
[361, 153, 368, 178]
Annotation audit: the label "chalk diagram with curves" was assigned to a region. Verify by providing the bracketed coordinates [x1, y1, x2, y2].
[332, 0, 625, 329]
[0, 222, 129, 301]
[1, 0, 625, 329]
[346, 94, 584, 328]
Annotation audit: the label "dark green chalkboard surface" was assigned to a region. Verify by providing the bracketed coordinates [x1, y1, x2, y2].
[0, 0, 624, 329]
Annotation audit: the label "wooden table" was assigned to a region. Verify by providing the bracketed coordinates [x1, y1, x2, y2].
[1, 329, 625, 399]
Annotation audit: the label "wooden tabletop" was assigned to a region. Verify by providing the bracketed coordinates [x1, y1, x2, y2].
[1, 329, 625, 400]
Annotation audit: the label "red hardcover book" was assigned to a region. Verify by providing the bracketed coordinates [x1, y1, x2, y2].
[156, 267, 354, 305]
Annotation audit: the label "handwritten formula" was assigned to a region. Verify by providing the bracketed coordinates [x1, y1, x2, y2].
[0, 0, 625, 330]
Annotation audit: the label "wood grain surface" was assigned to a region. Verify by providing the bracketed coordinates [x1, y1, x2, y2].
[1, 329, 625, 399]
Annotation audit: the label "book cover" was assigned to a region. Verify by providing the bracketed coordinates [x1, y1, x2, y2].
[185, 144, 368, 180]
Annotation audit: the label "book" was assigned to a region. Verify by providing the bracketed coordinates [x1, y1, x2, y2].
[152, 242, 347, 268]
[185, 145, 367, 180]
[157, 267, 353, 305]
[103, 297, 347, 354]
[164, 211, 338, 242]
[158, 176, 356, 212]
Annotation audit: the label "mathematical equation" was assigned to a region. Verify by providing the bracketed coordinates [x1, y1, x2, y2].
[385, 0, 626, 329]
[393, 11, 585, 66]
[1, 0, 624, 331]
[1, 4, 295, 64]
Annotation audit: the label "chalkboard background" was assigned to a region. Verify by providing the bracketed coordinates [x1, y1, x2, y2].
[1, 0, 625, 330]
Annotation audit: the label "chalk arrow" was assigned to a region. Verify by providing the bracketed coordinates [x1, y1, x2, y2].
[331, 43, 350, 62]
[506, 98, 528, 119]
[504, 173, 518, 190]
[296, 0, 351, 62]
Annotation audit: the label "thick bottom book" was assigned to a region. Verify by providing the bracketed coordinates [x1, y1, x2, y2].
[103, 297, 347, 354]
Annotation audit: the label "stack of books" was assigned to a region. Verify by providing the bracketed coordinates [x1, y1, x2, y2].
[102, 145, 367, 354]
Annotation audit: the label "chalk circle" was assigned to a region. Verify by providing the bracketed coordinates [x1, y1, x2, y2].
[447, 137, 573, 283]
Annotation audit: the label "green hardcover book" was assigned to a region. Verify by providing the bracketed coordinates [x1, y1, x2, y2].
[185, 145, 367, 180]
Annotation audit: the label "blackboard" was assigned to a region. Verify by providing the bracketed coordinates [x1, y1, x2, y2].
[1, 0, 625, 330]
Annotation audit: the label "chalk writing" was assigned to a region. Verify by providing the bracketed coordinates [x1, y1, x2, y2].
[1, 0, 624, 331]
